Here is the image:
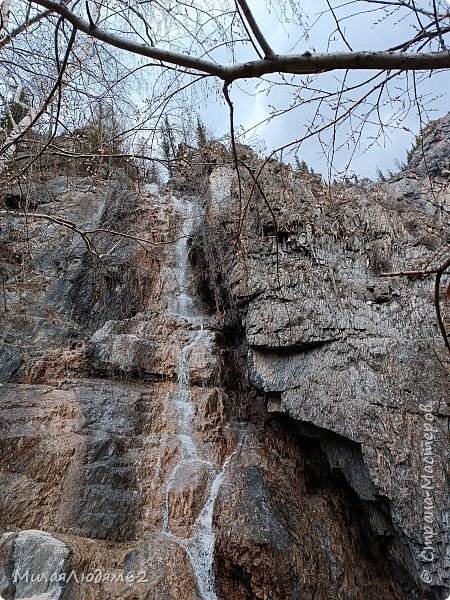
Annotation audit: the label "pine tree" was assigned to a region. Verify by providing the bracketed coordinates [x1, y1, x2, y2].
[196, 116, 207, 148]
[161, 116, 177, 174]
[294, 155, 309, 173]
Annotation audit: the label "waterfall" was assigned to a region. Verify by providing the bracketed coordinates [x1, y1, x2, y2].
[160, 194, 232, 600]
[184, 451, 238, 600]
[166, 194, 202, 321]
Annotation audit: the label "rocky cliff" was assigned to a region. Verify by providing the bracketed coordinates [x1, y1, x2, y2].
[0, 117, 448, 600]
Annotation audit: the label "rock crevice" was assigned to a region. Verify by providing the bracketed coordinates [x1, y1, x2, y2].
[0, 120, 449, 599]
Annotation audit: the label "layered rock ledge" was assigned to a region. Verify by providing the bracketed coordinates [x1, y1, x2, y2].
[0, 117, 449, 599]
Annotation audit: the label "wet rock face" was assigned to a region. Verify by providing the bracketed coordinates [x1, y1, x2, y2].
[0, 120, 449, 600]
[0, 177, 156, 383]
[0, 179, 234, 599]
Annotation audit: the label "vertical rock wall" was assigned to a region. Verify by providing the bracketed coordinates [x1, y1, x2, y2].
[0, 120, 449, 600]
[188, 129, 449, 598]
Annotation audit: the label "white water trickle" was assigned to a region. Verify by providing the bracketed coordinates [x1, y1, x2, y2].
[161, 329, 211, 534]
[160, 194, 235, 600]
[167, 195, 201, 321]
[184, 449, 239, 600]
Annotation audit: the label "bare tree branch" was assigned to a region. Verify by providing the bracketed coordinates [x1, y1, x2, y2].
[0, 209, 191, 255]
[235, 0, 275, 58]
[0, 6, 53, 50]
[326, 0, 354, 51]
[28, 0, 450, 81]
[0, 24, 77, 169]
[435, 254, 450, 353]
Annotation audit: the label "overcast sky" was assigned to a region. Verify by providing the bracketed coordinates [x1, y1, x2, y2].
[198, 0, 450, 180]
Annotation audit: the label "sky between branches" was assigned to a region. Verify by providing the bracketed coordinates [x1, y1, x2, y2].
[197, 0, 450, 179]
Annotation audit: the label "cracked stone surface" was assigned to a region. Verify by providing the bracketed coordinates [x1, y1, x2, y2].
[0, 119, 449, 599]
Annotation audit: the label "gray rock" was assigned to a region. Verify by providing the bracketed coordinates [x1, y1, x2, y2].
[196, 118, 450, 593]
[1, 118, 449, 599]
[0, 530, 69, 599]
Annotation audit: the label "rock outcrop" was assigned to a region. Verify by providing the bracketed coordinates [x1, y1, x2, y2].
[0, 117, 449, 599]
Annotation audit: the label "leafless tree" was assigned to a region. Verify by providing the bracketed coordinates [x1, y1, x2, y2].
[0, 0, 449, 349]
[0, 0, 449, 170]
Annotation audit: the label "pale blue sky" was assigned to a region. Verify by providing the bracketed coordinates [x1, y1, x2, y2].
[198, 0, 450, 179]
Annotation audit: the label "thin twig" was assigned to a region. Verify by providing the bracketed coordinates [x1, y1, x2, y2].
[235, 0, 275, 58]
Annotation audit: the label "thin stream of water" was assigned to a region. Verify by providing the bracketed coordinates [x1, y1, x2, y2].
[160, 194, 233, 600]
